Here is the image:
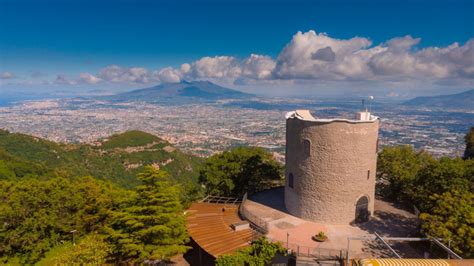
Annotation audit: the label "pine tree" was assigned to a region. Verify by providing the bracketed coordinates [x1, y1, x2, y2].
[105, 166, 189, 263]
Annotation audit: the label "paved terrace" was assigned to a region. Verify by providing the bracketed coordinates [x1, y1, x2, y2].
[246, 187, 422, 259]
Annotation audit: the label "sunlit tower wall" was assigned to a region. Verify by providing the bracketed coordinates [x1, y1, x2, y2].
[284, 110, 379, 224]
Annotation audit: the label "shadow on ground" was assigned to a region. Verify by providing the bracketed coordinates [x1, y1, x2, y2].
[356, 198, 424, 258]
[248, 186, 288, 213]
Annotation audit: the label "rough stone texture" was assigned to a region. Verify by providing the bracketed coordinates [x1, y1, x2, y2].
[284, 116, 379, 224]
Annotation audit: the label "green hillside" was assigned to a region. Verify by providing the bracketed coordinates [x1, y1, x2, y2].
[0, 129, 203, 189]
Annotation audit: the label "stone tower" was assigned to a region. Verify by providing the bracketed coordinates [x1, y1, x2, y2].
[284, 109, 379, 224]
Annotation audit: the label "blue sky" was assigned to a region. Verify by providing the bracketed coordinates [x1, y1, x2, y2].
[0, 0, 473, 97]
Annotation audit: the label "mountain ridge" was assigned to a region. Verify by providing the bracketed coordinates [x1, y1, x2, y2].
[104, 80, 254, 103]
[403, 89, 474, 109]
[0, 129, 203, 189]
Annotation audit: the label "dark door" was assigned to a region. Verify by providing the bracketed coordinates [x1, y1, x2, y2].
[355, 196, 369, 223]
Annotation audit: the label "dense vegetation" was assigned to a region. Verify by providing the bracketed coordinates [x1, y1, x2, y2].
[1, 126, 472, 262]
[0, 130, 199, 264]
[105, 166, 189, 262]
[0, 168, 189, 264]
[377, 142, 474, 257]
[0, 176, 125, 263]
[199, 146, 283, 197]
[215, 237, 286, 266]
[0, 129, 203, 193]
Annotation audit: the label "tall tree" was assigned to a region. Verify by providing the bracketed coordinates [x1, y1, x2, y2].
[199, 147, 283, 197]
[105, 166, 189, 263]
[464, 127, 474, 160]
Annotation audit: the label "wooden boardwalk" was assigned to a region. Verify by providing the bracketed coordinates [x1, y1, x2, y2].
[186, 202, 257, 258]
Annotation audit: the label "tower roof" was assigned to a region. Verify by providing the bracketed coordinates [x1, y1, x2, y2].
[285, 109, 378, 123]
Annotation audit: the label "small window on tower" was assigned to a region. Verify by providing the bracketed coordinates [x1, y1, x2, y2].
[367, 170, 370, 180]
[303, 139, 311, 158]
[288, 173, 294, 188]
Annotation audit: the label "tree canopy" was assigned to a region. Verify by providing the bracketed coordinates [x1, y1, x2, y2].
[199, 147, 283, 197]
[0, 176, 126, 264]
[377, 144, 474, 257]
[0, 166, 190, 264]
[105, 166, 189, 263]
[377, 145, 434, 201]
[215, 237, 286, 266]
[0, 130, 203, 190]
[419, 189, 473, 257]
[45, 234, 111, 265]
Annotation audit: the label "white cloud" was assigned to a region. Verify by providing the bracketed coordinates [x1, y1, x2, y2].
[367, 37, 474, 80]
[273, 30, 373, 80]
[162, 54, 276, 83]
[153, 67, 181, 83]
[241, 54, 276, 79]
[40, 30, 474, 91]
[186, 56, 242, 80]
[98, 65, 151, 83]
[79, 72, 102, 84]
[0, 71, 15, 79]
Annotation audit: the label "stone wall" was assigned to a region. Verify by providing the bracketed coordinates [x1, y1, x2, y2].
[284, 117, 379, 224]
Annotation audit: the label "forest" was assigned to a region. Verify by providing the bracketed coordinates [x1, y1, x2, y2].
[0, 128, 472, 263]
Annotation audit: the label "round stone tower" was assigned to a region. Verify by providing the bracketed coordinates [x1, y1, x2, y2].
[284, 109, 379, 224]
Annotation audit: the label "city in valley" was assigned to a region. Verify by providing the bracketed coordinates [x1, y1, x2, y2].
[0, 96, 471, 161]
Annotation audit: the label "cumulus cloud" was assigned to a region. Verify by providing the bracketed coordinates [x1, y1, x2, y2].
[367, 36, 474, 80]
[0, 71, 15, 79]
[98, 65, 150, 83]
[153, 67, 181, 83]
[186, 56, 242, 80]
[79, 72, 102, 84]
[45, 30, 473, 90]
[241, 54, 276, 79]
[169, 54, 276, 83]
[273, 30, 373, 80]
[271, 31, 474, 83]
[311, 47, 336, 62]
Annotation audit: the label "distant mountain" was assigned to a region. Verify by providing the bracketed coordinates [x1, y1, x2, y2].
[403, 89, 474, 109]
[104, 80, 254, 103]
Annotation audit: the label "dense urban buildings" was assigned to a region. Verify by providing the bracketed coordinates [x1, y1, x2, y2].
[0, 97, 470, 162]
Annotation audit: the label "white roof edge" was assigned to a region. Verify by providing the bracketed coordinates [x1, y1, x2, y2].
[285, 110, 378, 123]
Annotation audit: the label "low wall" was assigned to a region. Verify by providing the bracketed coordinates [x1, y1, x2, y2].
[239, 198, 270, 234]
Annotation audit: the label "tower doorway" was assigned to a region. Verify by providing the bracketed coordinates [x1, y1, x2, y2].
[355, 196, 369, 223]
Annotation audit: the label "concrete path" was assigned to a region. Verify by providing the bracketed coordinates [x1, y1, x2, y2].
[247, 188, 421, 258]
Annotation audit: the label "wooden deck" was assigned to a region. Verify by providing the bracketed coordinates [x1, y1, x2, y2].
[186, 202, 257, 258]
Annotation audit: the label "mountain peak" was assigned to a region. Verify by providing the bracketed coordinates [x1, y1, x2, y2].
[105, 80, 254, 103]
